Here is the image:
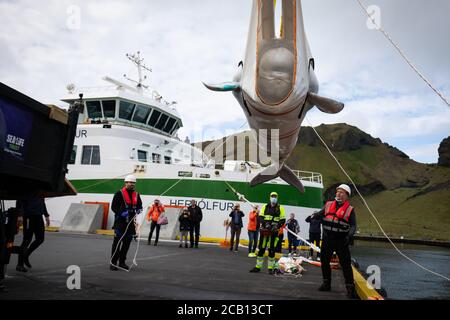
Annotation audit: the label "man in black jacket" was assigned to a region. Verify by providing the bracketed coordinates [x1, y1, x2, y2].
[15, 195, 51, 272]
[110, 174, 143, 271]
[305, 211, 322, 260]
[188, 200, 202, 248]
[228, 203, 245, 252]
[313, 184, 357, 298]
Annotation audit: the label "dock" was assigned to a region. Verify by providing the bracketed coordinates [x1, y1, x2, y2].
[0, 232, 354, 300]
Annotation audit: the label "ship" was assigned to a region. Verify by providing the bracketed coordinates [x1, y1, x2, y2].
[45, 52, 324, 241]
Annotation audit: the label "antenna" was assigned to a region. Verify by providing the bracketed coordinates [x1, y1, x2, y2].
[124, 51, 152, 94]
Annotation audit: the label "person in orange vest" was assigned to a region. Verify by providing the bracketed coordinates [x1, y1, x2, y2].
[313, 184, 357, 298]
[247, 205, 259, 257]
[146, 199, 165, 246]
[110, 174, 143, 271]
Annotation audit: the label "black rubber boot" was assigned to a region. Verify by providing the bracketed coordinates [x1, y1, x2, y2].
[119, 263, 130, 271]
[249, 267, 261, 273]
[318, 280, 331, 291]
[16, 265, 28, 273]
[110, 265, 118, 271]
[346, 284, 357, 299]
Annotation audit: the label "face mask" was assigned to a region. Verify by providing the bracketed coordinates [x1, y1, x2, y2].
[270, 197, 278, 204]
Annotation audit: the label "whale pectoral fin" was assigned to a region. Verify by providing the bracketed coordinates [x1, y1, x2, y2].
[202, 81, 240, 92]
[249, 164, 305, 194]
[250, 164, 279, 186]
[278, 164, 305, 193]
[307, 92, 345, 114]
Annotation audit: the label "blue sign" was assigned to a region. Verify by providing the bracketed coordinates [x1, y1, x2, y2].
[0, 97, 33, 161]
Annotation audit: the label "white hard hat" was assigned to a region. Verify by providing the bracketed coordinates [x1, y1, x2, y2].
[124, 174, 137, 183]
[337, 184, 351, 196]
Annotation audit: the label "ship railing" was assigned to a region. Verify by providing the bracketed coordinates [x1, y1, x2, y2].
[291, 170, 323, 184]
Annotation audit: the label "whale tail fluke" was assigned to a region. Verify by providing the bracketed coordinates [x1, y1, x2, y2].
[250, 163, 305, 193]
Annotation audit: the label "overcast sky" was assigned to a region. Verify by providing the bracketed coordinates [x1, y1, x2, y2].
[1, 0, 449, 163]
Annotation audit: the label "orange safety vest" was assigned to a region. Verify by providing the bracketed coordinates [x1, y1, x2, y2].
[121, 187, 137, 208]
[322, 200, 353, 233]
[146, 204, 165, 222]
[247, 210, 259, 231]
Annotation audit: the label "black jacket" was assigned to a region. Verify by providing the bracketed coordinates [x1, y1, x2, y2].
[16, 197, 49, 217]
[229, 210, 245, 228]
[305, 214, 322, 234]
[286, 218, 300, 233]
[179, 213, 191, 232]
[111, 189, 143, 235]
[188, 205, 203, 224]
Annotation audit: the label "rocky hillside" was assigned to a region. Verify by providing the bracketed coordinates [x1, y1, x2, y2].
[198, 124, 450, 241]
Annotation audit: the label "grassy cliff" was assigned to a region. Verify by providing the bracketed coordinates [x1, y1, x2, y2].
[199, 124, 450, 241]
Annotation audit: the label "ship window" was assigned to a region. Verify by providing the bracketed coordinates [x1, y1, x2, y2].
[102, 100, 116, 118]
[152, 153, 161, 163]
[119, 101, 135, 121]
[148, 110, 161, 126]
[155, 113, 169, 130]
[69, 145, 77, 164]
[86, 101, 102, 119]
[164, 156, 171, 164]
[199, 174, 210, 179]
[170, 123, 180, 134]
[81, 145, 101, 165]
[163, 117, 176, 133]
[178, 171, 193, 177]
[138, 150, 147, 162]
[132, 105, 150, 124]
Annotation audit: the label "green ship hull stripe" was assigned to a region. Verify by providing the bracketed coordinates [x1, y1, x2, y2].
[71, 178, 323, 208]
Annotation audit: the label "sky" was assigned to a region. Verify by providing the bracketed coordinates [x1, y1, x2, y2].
[0, 0, 449, 164]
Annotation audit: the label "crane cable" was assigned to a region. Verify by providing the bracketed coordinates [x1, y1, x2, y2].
[356, 0, 449, 107]
[305, 116, 450, 282]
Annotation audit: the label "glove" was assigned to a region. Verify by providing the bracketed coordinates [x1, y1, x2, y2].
[121, 211, 129, 218]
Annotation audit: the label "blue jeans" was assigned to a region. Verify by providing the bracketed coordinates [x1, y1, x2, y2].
[248, 230, 259, 253]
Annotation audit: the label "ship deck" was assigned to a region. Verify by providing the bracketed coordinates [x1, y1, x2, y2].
[1, 232, 351, 300]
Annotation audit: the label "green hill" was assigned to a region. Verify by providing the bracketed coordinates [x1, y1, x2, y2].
[198, 124, 450, 241]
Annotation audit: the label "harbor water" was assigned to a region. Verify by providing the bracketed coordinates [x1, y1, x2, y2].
[351, 240, 450, 300]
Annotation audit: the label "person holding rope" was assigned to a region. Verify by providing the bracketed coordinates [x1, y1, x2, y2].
[249, 192, 286, 275]
[314, 184, 356, 298]
[110, 174, 142, 271]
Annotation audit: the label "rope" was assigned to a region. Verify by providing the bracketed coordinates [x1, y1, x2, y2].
[113, 121, 249, 272]
[305, 116, 450, 282]
[356, 0, 449, 107]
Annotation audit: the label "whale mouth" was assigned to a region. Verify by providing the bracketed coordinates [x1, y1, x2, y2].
[255, 0, 297, 106]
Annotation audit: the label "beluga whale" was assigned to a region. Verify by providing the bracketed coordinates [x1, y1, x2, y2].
[204, 0, 344, 193]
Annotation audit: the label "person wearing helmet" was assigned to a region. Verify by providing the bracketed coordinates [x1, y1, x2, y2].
[313, 183, 357, 298]
[110, 174, 143, 271]
[249, 191, 286, 274]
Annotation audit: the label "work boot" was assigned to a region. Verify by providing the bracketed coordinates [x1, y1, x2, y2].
[185, 244, 188, 248]
[318, 280, 331, 292]
[110, 265, 118, 271]
[229, 247, 233, 251]
[16, 265, 27, 273]
[147, 240, 151, 245]
[195, 244, 199, 248]
[23, 254, 32, 269]
[268, 269, 274, 275]
[346, 284, 357, 299]
[249, 267, 261, 273]
[119, 263, 130, 271]
[190, 243, 194, 248]
[179, 244, 182, 248]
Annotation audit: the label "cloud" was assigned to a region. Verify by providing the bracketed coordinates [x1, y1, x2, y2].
[0, 0, 449, 164]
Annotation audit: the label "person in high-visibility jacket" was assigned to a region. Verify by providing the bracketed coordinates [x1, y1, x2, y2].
[250, 192, 286, 274]
[146, 199, 165, 246]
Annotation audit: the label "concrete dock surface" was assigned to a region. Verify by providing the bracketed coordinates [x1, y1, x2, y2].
[1, 232, 350, 300]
